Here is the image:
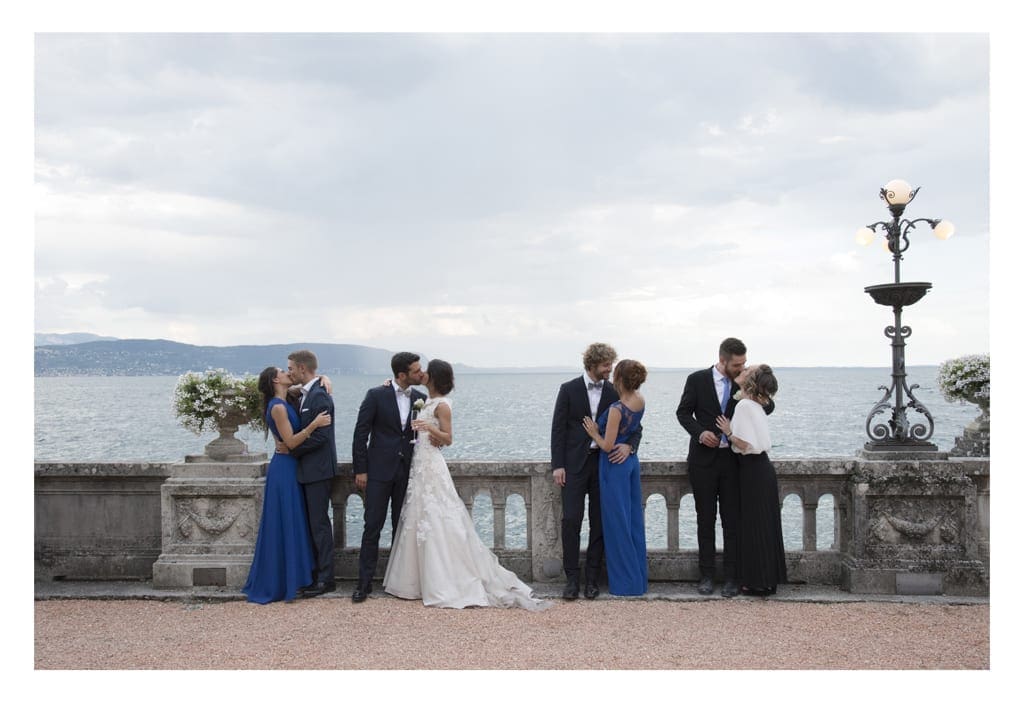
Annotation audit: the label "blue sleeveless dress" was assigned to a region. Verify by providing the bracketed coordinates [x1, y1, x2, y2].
[597, 401, 648, 596]
[242, 398, 315, 603]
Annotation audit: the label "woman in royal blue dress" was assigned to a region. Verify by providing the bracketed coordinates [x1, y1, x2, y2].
[582, 359, 648, 596]
[242, 366, 332, 604]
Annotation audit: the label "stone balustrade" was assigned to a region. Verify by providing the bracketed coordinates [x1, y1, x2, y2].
[34, 456, 990, 595]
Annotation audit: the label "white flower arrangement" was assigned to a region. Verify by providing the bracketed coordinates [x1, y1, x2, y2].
[937, 354, 990, 405]
[173, 368, 262, 435]
[413, 398, 426, 412]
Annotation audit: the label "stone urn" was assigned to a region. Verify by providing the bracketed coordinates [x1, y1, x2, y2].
[186, 390, 266, 463]
[966, 395, 990, 433]
[952, 393, 990, 457]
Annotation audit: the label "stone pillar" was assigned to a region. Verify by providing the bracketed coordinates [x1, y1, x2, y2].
[530, 464, 563, 582]
[841, 458, 989, 596]
[152, 460, 267, 590]
[666, 489, 680, 552]
[802, 496, 819, 552]
[492, 492, 507, 550]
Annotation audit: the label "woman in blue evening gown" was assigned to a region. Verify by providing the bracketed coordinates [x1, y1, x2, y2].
[583, 359, 648, 596]
[242, 367, 332, 604]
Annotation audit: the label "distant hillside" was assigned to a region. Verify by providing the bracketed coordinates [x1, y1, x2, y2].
[34, 332, 119, 346]
[34, 339, 398, 377]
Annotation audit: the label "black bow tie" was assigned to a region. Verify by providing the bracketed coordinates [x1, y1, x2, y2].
[588, 381, 604, 390]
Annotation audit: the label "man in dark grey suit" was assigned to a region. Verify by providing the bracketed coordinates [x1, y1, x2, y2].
[350, 352, 428, 603]
[550, 342, 642, 600]
[286, 349, 338, 598]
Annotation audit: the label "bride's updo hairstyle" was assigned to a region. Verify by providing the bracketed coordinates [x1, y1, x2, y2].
[741, 364, 778, 404]
[427, 359, 455, 395]
[613, 359, 648, 393]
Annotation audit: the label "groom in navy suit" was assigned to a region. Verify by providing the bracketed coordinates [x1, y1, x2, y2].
[676, 337, 774, 598]
[551, 342, 642, 600]
[350, 352, 428, 603]
[286, 349, 339, 598]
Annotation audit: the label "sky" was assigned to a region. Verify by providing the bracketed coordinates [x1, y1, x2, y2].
[32, 29, 991, 369]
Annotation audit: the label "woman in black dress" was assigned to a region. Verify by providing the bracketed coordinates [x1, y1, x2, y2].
[715, 364, 786, 596]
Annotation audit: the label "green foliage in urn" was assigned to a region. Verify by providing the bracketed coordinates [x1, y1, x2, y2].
[173, 368, 263, 434]
[937, 354, 990, 404]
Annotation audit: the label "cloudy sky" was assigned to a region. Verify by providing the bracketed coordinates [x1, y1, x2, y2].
[33, 31, 990, 368]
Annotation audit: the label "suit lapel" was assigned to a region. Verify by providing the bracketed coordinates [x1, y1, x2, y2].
[385, 386, 404, 431]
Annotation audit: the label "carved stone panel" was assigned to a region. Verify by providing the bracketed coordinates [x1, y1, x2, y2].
[866, 496, 964, 558]
[172, 496, 258, 545]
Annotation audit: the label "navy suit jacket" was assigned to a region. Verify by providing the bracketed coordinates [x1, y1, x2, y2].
[676, 366, 775, 468]
[352, 384, 428, 483]
[291, 381, 339, 484]
[551, 376, 642, 474]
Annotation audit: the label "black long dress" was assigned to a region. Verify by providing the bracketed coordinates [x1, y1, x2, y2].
[731, 399, 787, 593]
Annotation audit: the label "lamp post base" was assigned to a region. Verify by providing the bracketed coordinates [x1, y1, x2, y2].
[859, 441, 948, 461]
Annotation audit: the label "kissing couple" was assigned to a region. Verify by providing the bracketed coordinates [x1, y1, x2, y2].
[353, 352, 550, 610]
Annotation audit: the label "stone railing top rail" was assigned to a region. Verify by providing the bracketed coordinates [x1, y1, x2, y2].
[35, 457, 989, 478]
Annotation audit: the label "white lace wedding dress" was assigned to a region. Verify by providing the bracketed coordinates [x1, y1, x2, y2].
[383, 397, 550, 610]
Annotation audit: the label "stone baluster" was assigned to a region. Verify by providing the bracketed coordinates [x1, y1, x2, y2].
[492, 491, 506, 550]
[831, 497, 841, 550]
[666, 492, 680, 552]
[803, 495, 819, 552]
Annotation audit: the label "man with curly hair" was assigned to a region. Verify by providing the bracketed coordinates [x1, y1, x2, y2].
[551, 343, 642, 600]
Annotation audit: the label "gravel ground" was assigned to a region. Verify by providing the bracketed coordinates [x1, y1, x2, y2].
[35, 597, 988, 670]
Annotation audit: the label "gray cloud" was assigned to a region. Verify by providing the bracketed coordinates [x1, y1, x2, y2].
[34, 33, 989, 366]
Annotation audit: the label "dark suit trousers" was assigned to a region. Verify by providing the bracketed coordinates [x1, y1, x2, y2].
[688, 447, 740, 579]
[561, 450, 604, 581]
[303, 478, 335, 584]
[357, 470, 410, 584]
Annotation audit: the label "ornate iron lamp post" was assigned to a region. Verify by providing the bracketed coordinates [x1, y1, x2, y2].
[855, 179, 954, 455]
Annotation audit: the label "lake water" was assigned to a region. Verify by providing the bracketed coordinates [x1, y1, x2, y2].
[35, 369, 979, 553]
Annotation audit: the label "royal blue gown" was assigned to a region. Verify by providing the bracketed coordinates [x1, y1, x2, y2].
[242, 398, 315, 603]
[597, 401, 648, 596]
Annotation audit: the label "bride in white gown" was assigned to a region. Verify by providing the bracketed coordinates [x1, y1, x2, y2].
[383, 359, 551, 611]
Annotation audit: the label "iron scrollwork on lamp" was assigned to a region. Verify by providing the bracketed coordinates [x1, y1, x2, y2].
[855, 179, 954, 454]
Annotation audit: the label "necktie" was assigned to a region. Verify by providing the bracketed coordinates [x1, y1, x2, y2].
[720, 378, 730, 414]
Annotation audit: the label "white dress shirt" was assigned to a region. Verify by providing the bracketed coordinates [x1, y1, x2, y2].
[583, 371, 604, 448]
[712, 366, 732, 448]
[299, 377, 319, 412]
[394, 382, 412, 427]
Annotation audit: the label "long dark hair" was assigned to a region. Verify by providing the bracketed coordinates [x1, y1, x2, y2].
[257, 366, 279, 438]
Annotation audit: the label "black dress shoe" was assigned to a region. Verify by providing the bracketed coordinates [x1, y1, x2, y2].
[351, 581, 372, 603]
[584, 582, 599, 600]
[697, 575, 714, 595]
[722, 580, 739, 598]
[300, 581, 337, 599]
[562, 577, 580, 601]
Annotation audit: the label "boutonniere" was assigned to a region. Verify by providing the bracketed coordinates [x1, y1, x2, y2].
[413, 399, 426, 412]
[733, 390, 744, 401]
